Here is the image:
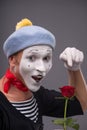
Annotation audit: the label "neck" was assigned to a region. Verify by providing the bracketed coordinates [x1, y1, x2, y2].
[0, 76, 33, 102]
[4, 69, 29, 93]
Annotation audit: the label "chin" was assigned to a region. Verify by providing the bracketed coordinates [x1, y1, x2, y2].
[29, 86, 40, 92]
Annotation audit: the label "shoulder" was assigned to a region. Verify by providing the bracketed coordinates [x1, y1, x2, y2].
[0, 76, 6, 92]
[34, 86, 62, 102]
[35, 86, 61, 95]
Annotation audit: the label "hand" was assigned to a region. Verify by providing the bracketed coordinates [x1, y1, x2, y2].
[59, 47, 84, 71]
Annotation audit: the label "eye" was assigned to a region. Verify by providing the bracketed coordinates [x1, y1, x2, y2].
[43, 55, 51, 62]
[28, 55, 36, 61]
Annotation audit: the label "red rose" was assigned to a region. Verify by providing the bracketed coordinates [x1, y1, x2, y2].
[59, 86, 75, 98]
[53, 86, 79, 130]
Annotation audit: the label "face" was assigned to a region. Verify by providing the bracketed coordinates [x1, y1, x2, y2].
[19, 45, 53, 92]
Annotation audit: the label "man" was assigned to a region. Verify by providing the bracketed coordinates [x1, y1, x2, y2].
[0, 18, 87, 130]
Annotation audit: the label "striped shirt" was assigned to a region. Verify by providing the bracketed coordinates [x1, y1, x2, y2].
[11, 96, 38, 123]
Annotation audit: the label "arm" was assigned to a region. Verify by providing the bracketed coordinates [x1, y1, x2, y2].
[59, 47, 87, 111]
[68, 69, 87, 111]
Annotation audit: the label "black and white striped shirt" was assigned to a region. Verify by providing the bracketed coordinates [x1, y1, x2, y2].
[11, 96, 38, 123]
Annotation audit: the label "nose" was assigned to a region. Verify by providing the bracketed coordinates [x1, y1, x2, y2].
[35, 60, 46, 73]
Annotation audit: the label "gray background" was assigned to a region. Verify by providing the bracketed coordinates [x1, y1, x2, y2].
[0, 0, 87, 129]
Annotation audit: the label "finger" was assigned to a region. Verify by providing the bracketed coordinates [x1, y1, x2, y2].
[79, 51, 84, 62]
[71, 49, 84, 63]
[59, 52, 67, 61]
[59, 48, 73, 67]
[70, 48, 78, 62]
[64, 49, 73, 67]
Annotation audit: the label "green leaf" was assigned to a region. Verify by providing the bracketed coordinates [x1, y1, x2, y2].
[72, 124, 80, 130]
[52, 119, 65, 126]
[66, 118, 76, 126]
[65, 118, 79, 130]
[53, 118, 80, 130]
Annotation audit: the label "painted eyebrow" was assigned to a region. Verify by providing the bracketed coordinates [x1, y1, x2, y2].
[27, 52, 52, 56]
[27, 49, 52, 54]
[28, 49, 39, 53]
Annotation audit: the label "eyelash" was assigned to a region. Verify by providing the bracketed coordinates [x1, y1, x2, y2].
[43, 56, 51, 62]
[28, 55, 36, 61]
[27, 55, 51, 62]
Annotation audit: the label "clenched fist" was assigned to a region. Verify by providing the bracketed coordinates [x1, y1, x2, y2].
[59, 47, 84, 71]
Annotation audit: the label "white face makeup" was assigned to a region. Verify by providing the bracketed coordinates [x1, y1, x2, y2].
[19, 45, 53, 92]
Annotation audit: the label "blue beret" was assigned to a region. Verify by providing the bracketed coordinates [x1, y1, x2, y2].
[3, 25, 56, 58]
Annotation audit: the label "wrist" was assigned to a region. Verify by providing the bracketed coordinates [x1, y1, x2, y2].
[64, 63, 81, 71]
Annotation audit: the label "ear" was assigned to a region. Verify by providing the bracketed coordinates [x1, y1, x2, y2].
[8, 55, 17, 67]
[8, 51, 23, 67]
